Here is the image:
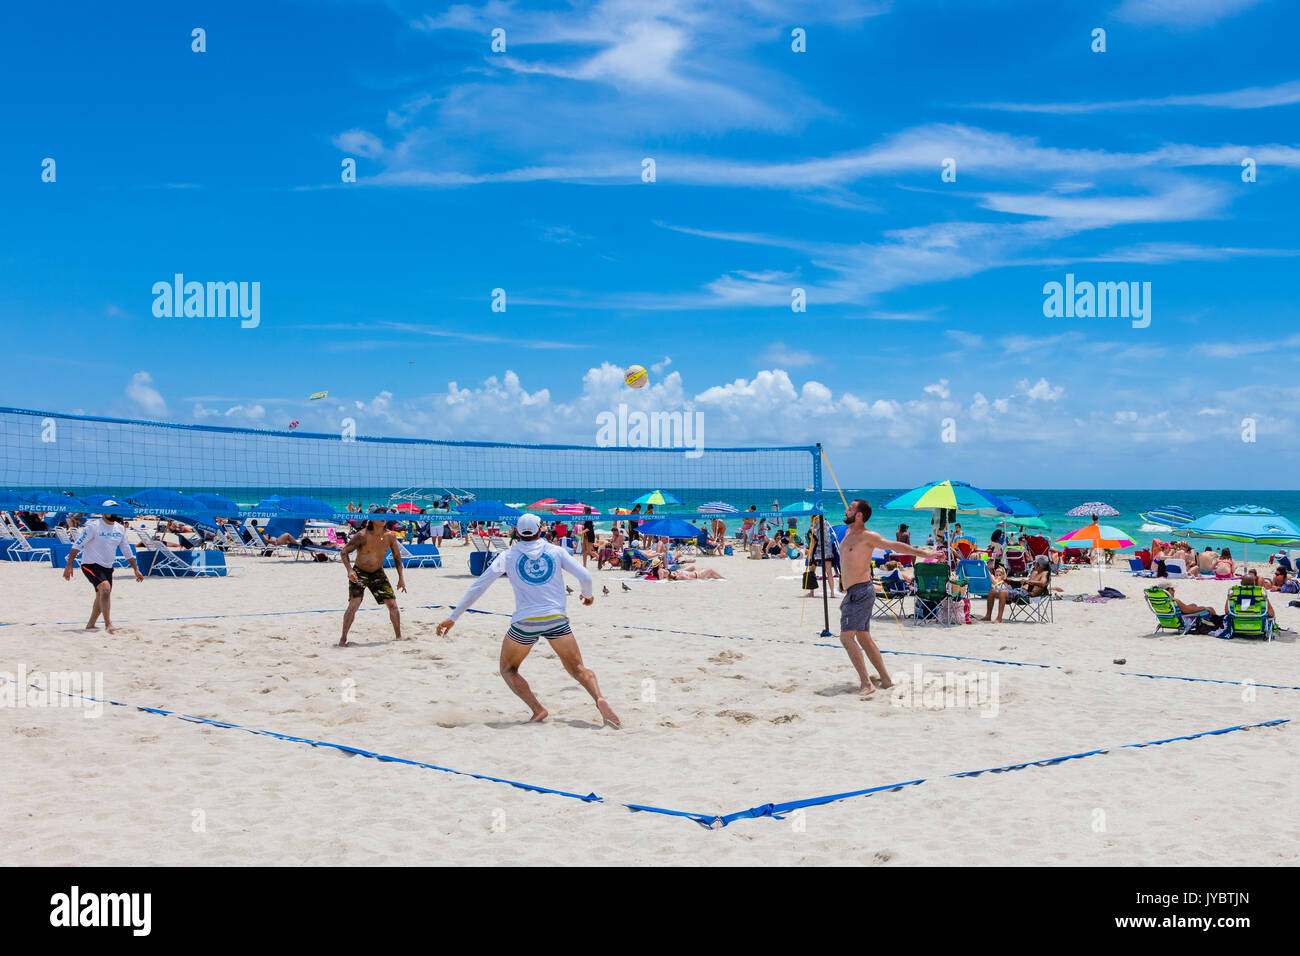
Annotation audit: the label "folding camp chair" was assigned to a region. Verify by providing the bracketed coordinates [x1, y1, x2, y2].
[1224, 585, 1274, 641]
[873, 572, 910, 621]
[1143, 586, 1210, 635]
[1006, 568, 1054, 623]
[957, 558, 994, 597]
[1004, 548, 1028, 575]
[912, 562, 955, 626]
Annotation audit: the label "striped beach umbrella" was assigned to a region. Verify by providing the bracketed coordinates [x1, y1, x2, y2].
[630, 490, 683, 507]
[554, 503, 599, 515]
[1065, 501, 1120, 517]
[1056, 524, 1133, 549]
[699, 501, 738, 514]
[1138, 506, 1193, 531]
[884, 480, 1013, 515]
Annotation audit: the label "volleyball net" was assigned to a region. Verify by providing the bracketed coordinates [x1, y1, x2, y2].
[0, 407, 824, 524]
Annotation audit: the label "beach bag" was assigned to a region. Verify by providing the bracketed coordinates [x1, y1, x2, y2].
[801, 565, 818, 591]
[937, 598, 964, 625]
[1280, 580, 1299, 594]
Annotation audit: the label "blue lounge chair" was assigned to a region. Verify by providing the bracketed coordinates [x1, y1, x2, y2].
[957, 558, 994, 597]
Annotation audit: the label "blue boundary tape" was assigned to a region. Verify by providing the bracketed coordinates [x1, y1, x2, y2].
[0, 675, 1288, 830]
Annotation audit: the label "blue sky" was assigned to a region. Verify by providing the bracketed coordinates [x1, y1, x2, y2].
[2, 0, 1298, 487]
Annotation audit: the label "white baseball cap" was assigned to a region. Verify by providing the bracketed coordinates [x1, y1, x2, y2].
[517, 513, 542, 537]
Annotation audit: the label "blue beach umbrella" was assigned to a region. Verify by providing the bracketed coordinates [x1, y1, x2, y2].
[781, 501, 815, 512]
[0, 491, 27, 510]
[273, 496, 334, 516]
[190, 492, 240, 514]
[455, 500, 522, 519]
[129, 488, 201, 513]
[637, 517, 704, 540]
[1182, 505, 1300, 559]
[79, 493, 124, 509]
[1138, 506, 1193, 531]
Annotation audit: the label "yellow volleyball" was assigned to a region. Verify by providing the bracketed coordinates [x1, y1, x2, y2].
[624, 365, 648, 389]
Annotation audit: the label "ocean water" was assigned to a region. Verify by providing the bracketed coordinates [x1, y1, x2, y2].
[39, 485, 1300, 556]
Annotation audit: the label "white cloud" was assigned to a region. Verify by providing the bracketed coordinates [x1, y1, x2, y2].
[332, 129, 386, 159]
[973, 77, 1300, 113]
[126, 371, 166, 416]
[923, 379, 951, 399]
[1020, 378, 1065, 402]
[650, 356, 673, 374]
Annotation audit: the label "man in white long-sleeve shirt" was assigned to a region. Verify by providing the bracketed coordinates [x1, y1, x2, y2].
[437, 513, 620, 728]
[62, 502, 144, 633]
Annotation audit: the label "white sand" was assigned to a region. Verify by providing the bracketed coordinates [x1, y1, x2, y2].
[3, 551, 1298, 865]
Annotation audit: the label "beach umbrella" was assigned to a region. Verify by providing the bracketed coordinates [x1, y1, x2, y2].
[630, 490, 683, 507]
[190, 492, 239, 514]
[884, 480, 1013, 515]
[527, 498, 579, 512]
[1065, 501, 1120, 517]
[781, 501, 815, 512]
[636, 517, 703, 540]
[1057, 523, 1134, 586]
[1138, 506, 1193, 532]
[1181, 505, 1300, 562]
[392, 502, 424, 514]
[25, 492, 87, 512]
[456, 500, 522, 519]
[609, 507, 632, 515]
[0, 491, 27, 510]
[273, 496, 334, 517]
[699, 501, 738, 514]
[554, 503, 599, 515]
[128, 488, 201, 514]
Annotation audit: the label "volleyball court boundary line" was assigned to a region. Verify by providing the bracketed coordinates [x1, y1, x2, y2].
[0, 673, 1289, 830]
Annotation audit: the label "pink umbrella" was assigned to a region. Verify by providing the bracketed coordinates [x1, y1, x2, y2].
[554, 503, 600, 516]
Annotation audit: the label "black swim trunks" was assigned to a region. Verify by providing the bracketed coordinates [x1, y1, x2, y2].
[349, 567, 395, 603]
[81, 563, 114, 588]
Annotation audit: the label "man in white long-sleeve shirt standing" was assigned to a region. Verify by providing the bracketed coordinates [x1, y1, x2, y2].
[62, 502, 144, 633]
[437, 513, 620, 728]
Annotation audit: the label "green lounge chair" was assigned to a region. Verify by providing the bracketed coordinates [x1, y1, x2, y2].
[1143, 586, 1210, 635]
[1225, 585, 1274, 641]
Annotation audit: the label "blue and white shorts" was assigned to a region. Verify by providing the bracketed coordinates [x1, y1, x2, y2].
[506, 615, 574, 646]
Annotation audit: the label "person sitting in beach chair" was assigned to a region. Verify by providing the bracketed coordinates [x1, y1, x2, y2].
[646, 555, 724, 581]
[1144, 585, 1221, 635]
[983, 556, 1052, 623]
[1221, 575, 1275, 641]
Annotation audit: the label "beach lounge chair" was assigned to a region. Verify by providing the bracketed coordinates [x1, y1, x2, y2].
[1224, 585, 1274, 641]
[137, 533, 222, 577]
[0, 512, 54, 562]
[1006, 568, 1054, 624]
[957, 558, 994, 597]
[1143, 586, 1210, 635]
[873, 571, 910, 621]
[393, 541, 442, 569]
[912, 561, 955, 626]
[1164, 558, 1188, 578]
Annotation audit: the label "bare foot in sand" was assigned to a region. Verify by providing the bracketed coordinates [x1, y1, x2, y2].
[337, 637, 350, 647]
[596, 697, 621, 729]
[528, 707, 548, 723]
[859, 682, 877, 698]
[84, 625, 98, 631]
[104, 625, 117, 634]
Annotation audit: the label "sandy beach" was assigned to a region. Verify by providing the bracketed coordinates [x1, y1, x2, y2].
[3, 550, 1297, 866]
